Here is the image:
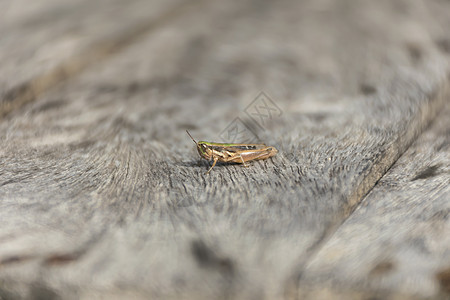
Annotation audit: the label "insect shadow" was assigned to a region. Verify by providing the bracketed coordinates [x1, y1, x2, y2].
[175, 160, 238, 170]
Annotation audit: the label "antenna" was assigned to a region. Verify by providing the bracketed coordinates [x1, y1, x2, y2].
[186, 130, 197, 144]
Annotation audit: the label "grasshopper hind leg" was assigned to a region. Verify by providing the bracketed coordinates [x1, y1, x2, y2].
[239, 155, 250, 167]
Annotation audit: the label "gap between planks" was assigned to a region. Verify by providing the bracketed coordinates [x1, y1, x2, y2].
[288, 78, 450, 297]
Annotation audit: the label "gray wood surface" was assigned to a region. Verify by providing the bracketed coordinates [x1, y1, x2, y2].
[298, 106, 450, 299]
[0, 0, 188, 117]
[0, 0, 449, 299]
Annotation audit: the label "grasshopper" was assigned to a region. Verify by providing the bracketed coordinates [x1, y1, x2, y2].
[186, 130, 278, 174]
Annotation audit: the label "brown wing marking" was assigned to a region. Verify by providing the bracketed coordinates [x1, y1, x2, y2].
[224, 147, 277, 164]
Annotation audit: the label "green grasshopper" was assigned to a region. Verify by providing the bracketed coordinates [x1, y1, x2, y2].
[186, 130, 278, 174]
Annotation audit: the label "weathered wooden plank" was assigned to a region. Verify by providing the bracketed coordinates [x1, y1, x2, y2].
[0, 0, 192, 117]
[0, 0, 449, 299]
[298, 106, 450, 300]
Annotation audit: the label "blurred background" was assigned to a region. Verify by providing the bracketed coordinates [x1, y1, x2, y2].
[0, 0, 449, 299]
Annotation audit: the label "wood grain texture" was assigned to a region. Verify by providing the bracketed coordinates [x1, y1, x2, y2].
[298, 106, 450, 300]
[0, 0, 449, 299]
[0, 0, 190, 117]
